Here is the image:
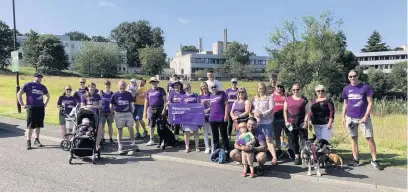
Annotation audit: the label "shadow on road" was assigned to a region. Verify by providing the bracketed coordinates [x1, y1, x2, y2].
[0, 122, 24, 138]
[334, 149, 407, 169]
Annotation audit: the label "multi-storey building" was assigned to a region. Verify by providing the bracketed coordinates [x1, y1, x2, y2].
[354, 50, 408, 73]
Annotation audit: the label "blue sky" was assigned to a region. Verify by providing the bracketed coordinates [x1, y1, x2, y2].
[0, 0, 406, 57]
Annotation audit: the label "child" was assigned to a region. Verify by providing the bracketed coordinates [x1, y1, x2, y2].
[236, 122, 256, 178]
[78, 118, 94, 136]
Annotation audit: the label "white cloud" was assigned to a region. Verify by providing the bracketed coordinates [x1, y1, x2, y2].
[178, 18, 190, 24]
[98, 0, 119, 10]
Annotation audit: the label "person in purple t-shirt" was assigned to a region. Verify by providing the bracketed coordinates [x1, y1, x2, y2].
[99, 80, 115, 145]
[17, 73, 50, 150]
[144, 77, 167, 146]
[342, 70, 382, 170]
[180, 82, 201, 153]
[199, 81, 213, 154]
[226, 78, 239, 140]
[111, 80, 139, 154]
[166, 80, 185, 144]
[208, 82, 230, 153]
[57, 85, 77, 140]
[73, 78, 89, 104]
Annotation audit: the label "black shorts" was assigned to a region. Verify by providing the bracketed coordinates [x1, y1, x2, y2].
[27, 106, 45, 129]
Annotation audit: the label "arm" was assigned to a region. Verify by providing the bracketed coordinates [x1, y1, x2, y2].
[17, 89, 25, 107]
[283, 100, 289, 126]
[229, 102, 236, 120]
[238, 100, 251, 118]
[162, 95, 167, 115]
[303, 100, 310, 129]
[143, 99, 149, 119]
[44, 93, 50, 107]
[362, 96, 373, 123]
[327, 99, 335, 129]
[341, 99, 347, 126]
[253, 141, 267, 152]
[223, 101, 228, 121]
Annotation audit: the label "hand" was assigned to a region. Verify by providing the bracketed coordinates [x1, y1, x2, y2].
[241, 146, 250, 152]
[204, 109, 210, 114]
[302, 121, 307, 129]
[224, 116, 228, 122]
[245, 142, 252, 146]
[253, 111, 260, 117]
[285, 122, 291, 128]
[144, 113, 147, 120]
[327, 123, 332, 130]
[22, 105, 27, 109]
[44, 103, 48, 108]
[359, 117, 367, 124]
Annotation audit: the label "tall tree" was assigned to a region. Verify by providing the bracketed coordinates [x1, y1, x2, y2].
[74, 42, 120, 77]
[65, 31, 91, 41]
[181, 45, 199, 52]
[0, 20, 19, 69]
[91, 35, 110, 42]
[22, 30, 41, 70]
[110, 20, 165, 67]
[36, 35, 69, 74]
[389, 61, 407, 94]
[223, 41, 251, 78]
[139, 46, 166, 76]
[361, 30, 390, 52]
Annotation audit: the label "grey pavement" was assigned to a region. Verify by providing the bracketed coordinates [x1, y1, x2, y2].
[0, 116, 407, 192]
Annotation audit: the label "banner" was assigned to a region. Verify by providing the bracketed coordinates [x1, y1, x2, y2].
[168, 103, 205, 125]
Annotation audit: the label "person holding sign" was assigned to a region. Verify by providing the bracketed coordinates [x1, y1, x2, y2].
[208, 83, 230, 153]
[144, 77, 167, 146]
[198, 81, 213, 154]
[180, 82, 201, 153]
[166, 80, 185, 144]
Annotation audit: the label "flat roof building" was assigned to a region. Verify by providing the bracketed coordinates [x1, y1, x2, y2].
[354, 50, 407, 73]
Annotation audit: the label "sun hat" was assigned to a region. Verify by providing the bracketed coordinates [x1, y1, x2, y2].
[149, 77, 159, 83]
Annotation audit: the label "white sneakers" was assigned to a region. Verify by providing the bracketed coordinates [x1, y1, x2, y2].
[146, 140, 154, 146]
[204, 147, 211, 154]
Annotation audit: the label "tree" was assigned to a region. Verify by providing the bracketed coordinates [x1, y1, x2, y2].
[366, 68, 390, 98]
[139, 46, 166, 76]
[266, 10, 348, 98]
[223, 41, 251, 78]
[361, 30, 390, 52]
[91, 35, 110, 42]
[389, 61, 407, 94]
[0, 20, 19, 69]
[22, 30, 41, 70]
[36, 35, 69, 74]
[181, 45, 199, 52]
[74, 42, 120, 77]
[393, 47, 404, 51]
[64, 31, 91, 41]
[195, 70, 206, 79]
[110, 20, 165, 67]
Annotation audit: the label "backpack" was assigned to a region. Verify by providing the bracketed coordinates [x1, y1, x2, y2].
[210, 148, 226, 164]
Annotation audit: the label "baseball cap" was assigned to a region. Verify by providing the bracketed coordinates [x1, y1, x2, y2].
[33, 72, 43, 78]
[130, 79, 136, 83]
[104, 80, 111, 85]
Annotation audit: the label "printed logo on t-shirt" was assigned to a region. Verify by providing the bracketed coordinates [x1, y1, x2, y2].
[210, 96, 221, 103]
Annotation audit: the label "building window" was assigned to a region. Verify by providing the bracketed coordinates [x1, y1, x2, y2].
[65, 43, 69, 47]
[71, 44, 74, 49]
[208, 58, 214, 63]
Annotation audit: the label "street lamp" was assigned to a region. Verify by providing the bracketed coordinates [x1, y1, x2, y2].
[12, 0, 21, 113]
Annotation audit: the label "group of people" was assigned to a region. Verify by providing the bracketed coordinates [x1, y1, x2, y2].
[16, 69, 382, 177]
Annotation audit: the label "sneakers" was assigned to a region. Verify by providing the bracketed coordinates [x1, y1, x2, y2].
[141, 130, 148, 138]
[135, 133, 141, 139]
[118, 146, 125, 154]
[276, 149, 284, 159]
[294, 157, 302, 165]
[146, 140, 154, 146]
[109, 138, 115, 144]
[281, 141, 288, 148]
[348, 159, 360, 167]
[26, 140, 32, 150]
[204, 147, 211, 154]
[241, 171, 247, 177]
[371, 160, 383, 170]
[249, 173, 255, 178]
[34, 139, 44, 147]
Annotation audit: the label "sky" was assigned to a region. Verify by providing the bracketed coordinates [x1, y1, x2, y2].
[0, 0, 406, 57]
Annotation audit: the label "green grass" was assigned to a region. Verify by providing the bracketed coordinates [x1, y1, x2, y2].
[0, 67, 406, 168]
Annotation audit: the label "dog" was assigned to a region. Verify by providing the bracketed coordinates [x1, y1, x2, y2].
[328, 153, 343, 169]
[300, 140, 322, 176]
[157, 118, 178, 150]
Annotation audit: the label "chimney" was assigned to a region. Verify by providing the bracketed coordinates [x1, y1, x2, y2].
[223, 29, 227, 54]
[179, 43, 182, 51]
[199, 37, 203, 52]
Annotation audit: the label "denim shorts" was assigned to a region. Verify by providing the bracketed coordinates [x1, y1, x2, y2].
[133, 104, 144, 121]
[258, 123, 273, 138]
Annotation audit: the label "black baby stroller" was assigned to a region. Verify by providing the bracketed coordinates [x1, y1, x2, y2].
[64, 106, 101, 164]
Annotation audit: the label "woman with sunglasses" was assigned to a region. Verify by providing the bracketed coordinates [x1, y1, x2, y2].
[198, 81, 213, 154]
[57, 85, 77, 140]
[226, 78, 239, 139]
[180, 82, 201, 153]
[307, 85, 334, 141]
[252, 82, 277, 165]
[208, 83, 230, 153]
[100, 80, 115, 145]
[166, 80, 185, 144]
[283, 83, 309, 165]
[230, 87, 251, 133]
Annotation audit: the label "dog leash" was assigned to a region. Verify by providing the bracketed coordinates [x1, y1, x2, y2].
[307, 122, 352, 149]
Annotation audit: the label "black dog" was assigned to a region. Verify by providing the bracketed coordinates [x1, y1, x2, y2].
[157, 118, 178, 150]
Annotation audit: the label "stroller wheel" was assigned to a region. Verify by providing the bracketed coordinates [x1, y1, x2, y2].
[68, 155, 73, 164]
[60, 140, 71, 151]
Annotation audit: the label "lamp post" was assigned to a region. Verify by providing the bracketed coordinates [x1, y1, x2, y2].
[13, 0, 21, 113]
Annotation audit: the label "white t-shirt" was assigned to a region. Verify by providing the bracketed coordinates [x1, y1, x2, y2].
[127, 84, 138, 98]
[206, 79, 222, 91]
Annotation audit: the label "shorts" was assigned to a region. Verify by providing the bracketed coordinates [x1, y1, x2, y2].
[346, 116, 374, 138]
[133, 104, 144, 121]
[114, 112, 134, 129]
[148, 106, 164, 128]
[242, 151, 254, 166]
[313, 124, 331, 141]
[59, 115, 66, 125]
[100, 113, 114, 126]
[182, 124, 199, 132]
[258, 123, 273, 138]
[26, 106, 45, 129]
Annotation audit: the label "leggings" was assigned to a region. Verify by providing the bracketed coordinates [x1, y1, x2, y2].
[273, 120, 289, 149]
[227, 114, 234, 136]
[288, 124, 308, 154]
[210, 122, 230, 152]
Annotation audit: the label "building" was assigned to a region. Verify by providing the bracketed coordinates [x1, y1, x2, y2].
[354, 50, 408, 73]
[16, 35, 129, 74]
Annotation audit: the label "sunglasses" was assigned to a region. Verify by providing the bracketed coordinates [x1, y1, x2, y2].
[316, 90, 325, 93]
[292, 89, 299, 91]
[184, 87, 190, 90]
[66, 89, 72, 91]
[349, 75, 357, 78]
[211, 86, 217, 89]
[80, 82, 85, 84]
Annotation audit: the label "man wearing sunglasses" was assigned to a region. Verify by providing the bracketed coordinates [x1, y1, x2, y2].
[73, 78, 89, 104]
[341, 70, 382, 170]
[17, 73, 50, 149]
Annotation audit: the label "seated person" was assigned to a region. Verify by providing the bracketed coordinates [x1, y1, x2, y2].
[77, 118, 94, 136]
[230, 117, 267, 176]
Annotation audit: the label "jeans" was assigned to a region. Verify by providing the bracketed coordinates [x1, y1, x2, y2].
[210, 122, 230, 152]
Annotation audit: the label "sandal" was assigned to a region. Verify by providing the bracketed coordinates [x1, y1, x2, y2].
[271, 158, 278, 165]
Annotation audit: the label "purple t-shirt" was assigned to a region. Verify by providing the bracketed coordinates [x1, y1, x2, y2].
[110, 91, 133, 113]
[80, 92, 101, 106]
[73, 87, 88, 103]
[225, 88, 238, 111]
[199, 93, 211, 117]
[22, 82, 49, 107]
[342, 83, 373, 118]
[182, 93, 199, 104]
[209, 91, 228, 122]
[57, 95, 76, 115]
[168, 90, 186, 103]
[100, 90, 114, 113]
[236, 128, 266, 147]
[146, 87, 167, 107]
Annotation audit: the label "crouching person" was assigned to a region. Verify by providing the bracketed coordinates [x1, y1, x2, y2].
[229, 117, 267, 176]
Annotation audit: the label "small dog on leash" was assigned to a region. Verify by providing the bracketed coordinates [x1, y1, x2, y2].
[301, 140, 322, 176]
[328, 153, 343, 169]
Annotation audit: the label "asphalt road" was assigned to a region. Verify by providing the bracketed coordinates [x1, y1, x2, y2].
[0, 129, 377, 192]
